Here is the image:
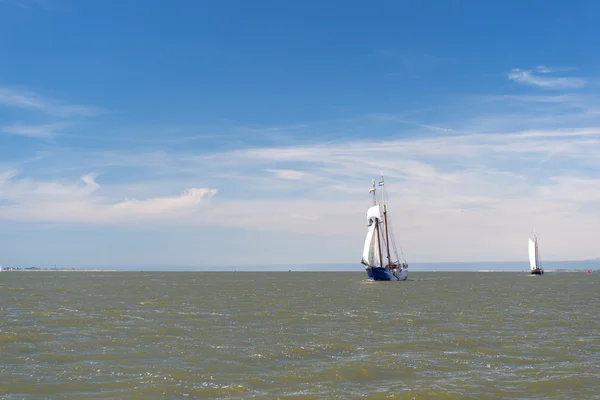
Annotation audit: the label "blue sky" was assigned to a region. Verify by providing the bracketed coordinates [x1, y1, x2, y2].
[1, 0, 600, 268]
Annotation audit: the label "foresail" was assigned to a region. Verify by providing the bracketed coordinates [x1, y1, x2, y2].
[361, 204, 382, 268]
[528, 238, 537, 270]
[361, 223, 377, 268]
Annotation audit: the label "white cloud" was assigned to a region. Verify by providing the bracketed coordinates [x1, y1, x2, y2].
[1, 122, 72, 139]
[507, 67, 586, 89]
[0, 86, 105, 117]
[0, 172, 217, 224]
[2, 71, 600, 263]
[265, 169, 305, 180]
[3, 122, 600, 262]
[535, 65, 577, 74]
[207, 135, 600, 261]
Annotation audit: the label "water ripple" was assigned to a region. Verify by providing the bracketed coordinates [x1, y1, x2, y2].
[1, 271, 598, 399]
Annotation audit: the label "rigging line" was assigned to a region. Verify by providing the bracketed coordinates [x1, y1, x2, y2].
[386, 211, 407, 263]
[536, 237, 543, 269]
[378, 221, 390, 266]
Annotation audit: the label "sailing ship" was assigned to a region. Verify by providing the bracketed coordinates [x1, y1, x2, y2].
[360, 176, 408, 281]
[528, 230, 544, 275]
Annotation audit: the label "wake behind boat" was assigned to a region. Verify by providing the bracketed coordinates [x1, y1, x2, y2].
[529, 230, 544, 275]
[360, 176, 408, 281]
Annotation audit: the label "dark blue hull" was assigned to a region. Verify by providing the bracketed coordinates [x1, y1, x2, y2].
[531, 268, 544, 275]
[365, 267, 407, 281]
[368, 267, 394, 281]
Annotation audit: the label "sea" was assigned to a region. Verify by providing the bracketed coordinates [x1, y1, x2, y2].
[1, 271, 598, 399]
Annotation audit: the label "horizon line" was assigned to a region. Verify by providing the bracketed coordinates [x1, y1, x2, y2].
[4, 259, 599, 272]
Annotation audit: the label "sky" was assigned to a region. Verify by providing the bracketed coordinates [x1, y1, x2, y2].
[1, 0, 600, 268]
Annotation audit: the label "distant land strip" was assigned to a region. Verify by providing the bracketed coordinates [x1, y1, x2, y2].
[2, 268, 117, 272]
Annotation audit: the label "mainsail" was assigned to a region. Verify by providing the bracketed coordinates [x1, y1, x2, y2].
[528, 236, 538, 271]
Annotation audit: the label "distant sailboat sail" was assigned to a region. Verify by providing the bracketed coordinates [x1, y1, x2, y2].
[528, 231, 544, 275]
[528, 237, 537, 271]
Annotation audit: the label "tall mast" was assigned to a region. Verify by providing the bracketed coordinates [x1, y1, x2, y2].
[380, 175, 392, 268]
[369, 180, 377, 206]
[370, 179, 384, 268]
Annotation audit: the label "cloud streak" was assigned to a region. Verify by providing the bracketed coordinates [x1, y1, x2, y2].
[0, 86, 106, 117]
[1, 122, 72, 139]
[0, 172, 217, 225]
[507, 66, 587, 89]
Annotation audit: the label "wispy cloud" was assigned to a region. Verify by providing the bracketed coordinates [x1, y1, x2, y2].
[0, 0, 49, 9]
[265, 169, 306, 180]
[508, 66, 587, 89]
[535, 65, 577, 74]
[0, 86, 105, 117]
[0, 171, 217, 225]
[1, 122, 72, 139]
[4, 120, 600, 261]
[2, 66, 600, 262]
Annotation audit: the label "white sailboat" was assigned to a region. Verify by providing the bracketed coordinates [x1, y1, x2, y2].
[360, 176, 408, 281]
[528, 230, 544, 275]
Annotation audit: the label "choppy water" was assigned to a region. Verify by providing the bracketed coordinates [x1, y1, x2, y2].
[0, 271, 598, 399]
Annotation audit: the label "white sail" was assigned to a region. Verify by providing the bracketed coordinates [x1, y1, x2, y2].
[361, 204, 382, 268]
[528, 237, 538, 270]
[361, 222, 377, 268]
[373, 224, 382, 267]
[366, 204, 381, 222]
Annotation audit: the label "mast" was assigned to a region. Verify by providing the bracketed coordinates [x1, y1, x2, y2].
[371, 179, 384, 268]
[369, 180, 377, 206]
[380, 175, 392, 268]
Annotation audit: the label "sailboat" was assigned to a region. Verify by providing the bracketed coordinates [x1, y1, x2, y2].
[528, 230, 544, 275]
[360, 176, 408, 281]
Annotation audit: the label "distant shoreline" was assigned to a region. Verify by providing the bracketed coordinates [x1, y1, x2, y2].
[3, 269, 117, 272]
[476, 269, 592, 273]
[1, 269, 594, 273]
